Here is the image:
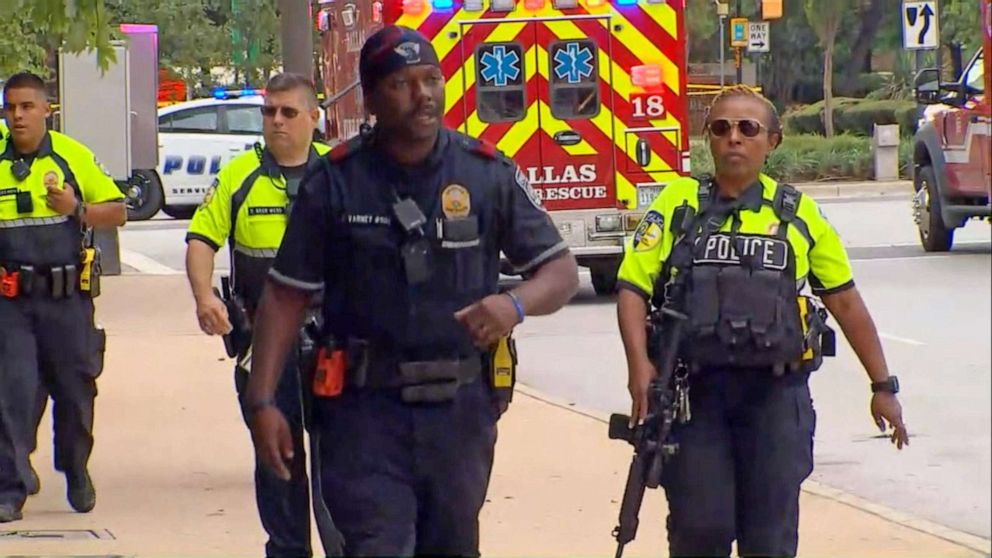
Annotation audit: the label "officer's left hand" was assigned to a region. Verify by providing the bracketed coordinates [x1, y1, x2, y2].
[46, 182, 79, 216]
[871, 392, 909, 450]
[454, 294, 519, 348]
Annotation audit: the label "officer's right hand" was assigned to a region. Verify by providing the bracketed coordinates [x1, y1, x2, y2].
[249, 405, 293, 481]
[196, 294, 232, 336]
[628, 356, 658, 427]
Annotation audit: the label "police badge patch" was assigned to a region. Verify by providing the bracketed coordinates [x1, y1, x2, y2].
[441, 184, 471, 218]
[515, 167, 544, 210]
[633, 211, 664, 252]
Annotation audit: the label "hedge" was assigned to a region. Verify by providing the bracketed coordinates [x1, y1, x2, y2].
[690, 134, 913, 183]
[783, 98, 918, 137]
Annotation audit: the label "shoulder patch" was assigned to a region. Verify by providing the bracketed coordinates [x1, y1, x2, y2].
[632, 210, 664, 252]
[515, 166, 544, 210]
[200, 178, 218, 208]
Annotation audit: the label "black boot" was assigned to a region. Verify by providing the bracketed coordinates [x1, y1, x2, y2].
[26, 463, 40, 496]
[66, 469, 95, 513]
[0, 503, 22, 523]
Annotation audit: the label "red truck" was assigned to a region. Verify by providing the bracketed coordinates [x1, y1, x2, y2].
[912, 0, 992, 251]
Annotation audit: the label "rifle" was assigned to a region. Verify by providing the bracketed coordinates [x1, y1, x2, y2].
[609, 200, 703, 558]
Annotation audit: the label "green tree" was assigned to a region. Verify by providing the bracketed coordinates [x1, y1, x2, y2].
[104, 0, 231, 95]
[805, 0, 852, 136]
[14, 0, 116, 68]
[225, 0, 281, 87]
[0, 13, 50, 77]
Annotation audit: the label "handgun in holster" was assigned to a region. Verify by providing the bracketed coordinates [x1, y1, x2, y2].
[216, 275, 251, 358]
[490, 333, 517, 414]
[798, 296, 837, 371]
[79, 247, 102, 298]
[297, 313, 323, 427]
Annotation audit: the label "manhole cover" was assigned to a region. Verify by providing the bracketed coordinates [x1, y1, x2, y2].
[0, 528, 116, 540]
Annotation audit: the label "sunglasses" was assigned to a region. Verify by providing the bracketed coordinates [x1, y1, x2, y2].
[706, 118, 768, 138]
[260, 105, 301, 119]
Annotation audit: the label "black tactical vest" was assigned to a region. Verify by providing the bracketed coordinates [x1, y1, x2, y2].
[674, 180, 806, 369]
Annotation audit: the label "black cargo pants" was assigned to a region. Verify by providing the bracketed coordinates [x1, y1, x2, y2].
[0, 293, 103, 507]
[314, 378, 499, 557]
[661, 368, 816, 558]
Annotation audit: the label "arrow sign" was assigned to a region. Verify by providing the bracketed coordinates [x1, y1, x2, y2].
[747, 21, 770, 53]
[902, 0, 939, 50]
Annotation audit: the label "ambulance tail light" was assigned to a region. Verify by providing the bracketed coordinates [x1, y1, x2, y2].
[464, 0, 484, 10]
[524, 0, 545, 9]
[616, 0, 638, 6]
[595, 214, 622, 233]
[403, 0, 425, 15]
[491, 0, 516, 11]
[631, 64, 663, 91]
[623, 212, 645, 232]
[432, 0, 454, 9]
[552, 0, 578, 7]
[681, 151, 691, 173]
[586, 0, 606, 7]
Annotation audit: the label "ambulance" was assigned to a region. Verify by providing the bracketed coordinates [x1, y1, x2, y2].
[318, 0, 690, 294]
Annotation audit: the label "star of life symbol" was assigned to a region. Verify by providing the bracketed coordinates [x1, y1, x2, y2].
[480, 45, 521, 87]
[553, 42, 594, 84]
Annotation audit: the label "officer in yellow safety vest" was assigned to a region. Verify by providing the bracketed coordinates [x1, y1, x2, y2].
[0, 72, 127, 523]
[184, 73, 338, 558]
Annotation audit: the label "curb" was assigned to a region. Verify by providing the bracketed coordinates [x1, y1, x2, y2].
[513, 383, 992, 555]
[793, 180, 913, 199]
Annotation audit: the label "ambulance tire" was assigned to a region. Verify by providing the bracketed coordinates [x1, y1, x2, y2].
[916, 165, 954, 252]
[162, 205, 197, 220]
[591, 266, 618, 296]
[124, 169, 163, 222]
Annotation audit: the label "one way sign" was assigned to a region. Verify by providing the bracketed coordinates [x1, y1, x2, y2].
[747, 21, 770, 53]
[902, 0, 939, 50]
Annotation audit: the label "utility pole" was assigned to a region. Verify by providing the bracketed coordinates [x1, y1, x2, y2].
[716, 1, 728, 88]
[735, 0, 743, 85]
[279, 0, 315, 79]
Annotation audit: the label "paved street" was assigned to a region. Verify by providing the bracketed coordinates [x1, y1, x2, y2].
[116, 191, 992, 541]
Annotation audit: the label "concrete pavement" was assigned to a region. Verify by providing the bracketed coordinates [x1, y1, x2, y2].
[1, 274, 986, 557]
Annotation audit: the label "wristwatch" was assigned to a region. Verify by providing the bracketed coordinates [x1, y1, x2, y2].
[871, 376, 900, 394]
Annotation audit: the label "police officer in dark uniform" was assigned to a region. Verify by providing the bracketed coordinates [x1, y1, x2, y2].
[0, 72, 127, 523]
[244, 25, 580, 557]
[185, 73, 338, 558]
[616, 86, 909, 557]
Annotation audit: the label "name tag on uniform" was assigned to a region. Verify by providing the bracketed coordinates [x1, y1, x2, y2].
[0, 188, 18, 197]
[695, 234, 789, 271]
[248, 206, 286, 216]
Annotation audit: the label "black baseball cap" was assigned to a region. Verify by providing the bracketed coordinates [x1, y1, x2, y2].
[360, 25, 441, 93]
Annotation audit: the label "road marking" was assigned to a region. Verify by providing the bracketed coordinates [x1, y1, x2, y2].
[119, 249, 182, 275]
[879, 332, 926, 346]
[514, 383, 992, 555]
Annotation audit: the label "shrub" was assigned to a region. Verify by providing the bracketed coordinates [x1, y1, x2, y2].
[690, 133, 915, 182]
[783, 98, 917, 137]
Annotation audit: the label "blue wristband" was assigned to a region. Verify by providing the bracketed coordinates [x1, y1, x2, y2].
[506, 291, 525, 324]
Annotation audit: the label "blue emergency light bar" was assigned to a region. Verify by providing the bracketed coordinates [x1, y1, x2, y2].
[211, 87, 262, 99]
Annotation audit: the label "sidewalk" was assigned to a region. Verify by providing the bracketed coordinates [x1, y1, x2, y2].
[1, 275, 984, 557]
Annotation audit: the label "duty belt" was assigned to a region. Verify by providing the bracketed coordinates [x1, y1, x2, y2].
[340, 338, 483, 402]
[0, 262, 80, 299]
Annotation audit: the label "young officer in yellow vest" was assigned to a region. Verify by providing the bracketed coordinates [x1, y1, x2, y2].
[617, 86, 909, 557]
[184, 73, 336, 558]
[0, 72, 126, 523]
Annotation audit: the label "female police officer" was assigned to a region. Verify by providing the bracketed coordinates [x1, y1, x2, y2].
[616, 86, 909, 557]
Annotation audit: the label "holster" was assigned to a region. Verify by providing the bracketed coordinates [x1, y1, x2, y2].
[215, 287, 252, 358]
[80, 247, 102, 298]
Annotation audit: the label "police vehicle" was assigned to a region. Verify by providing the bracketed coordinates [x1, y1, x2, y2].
[125, 89, 326, 221]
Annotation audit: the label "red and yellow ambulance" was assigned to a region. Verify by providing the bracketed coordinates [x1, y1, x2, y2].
[319, 0, 690, 294]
